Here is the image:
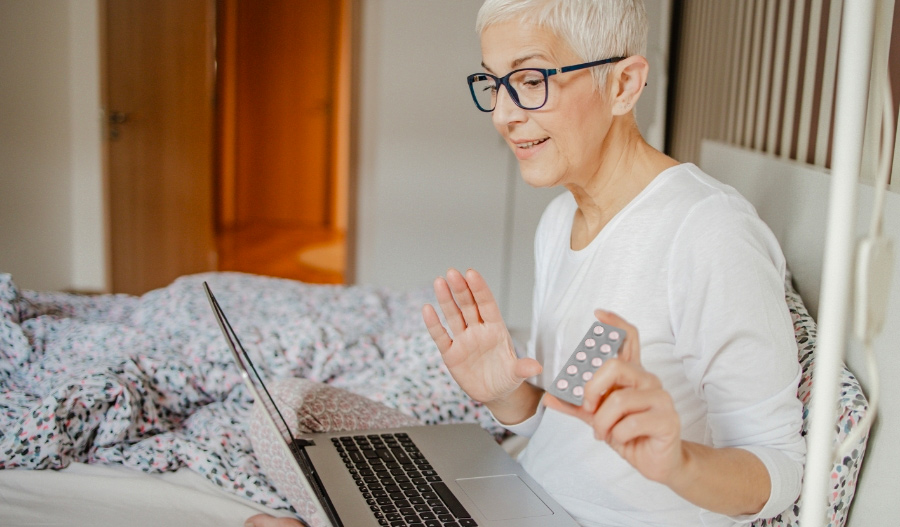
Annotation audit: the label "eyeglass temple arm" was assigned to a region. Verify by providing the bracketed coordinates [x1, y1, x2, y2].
[548, 57, 626, 76]
[548, 57, 647, 86]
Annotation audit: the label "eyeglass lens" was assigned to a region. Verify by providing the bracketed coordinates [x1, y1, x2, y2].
[471, 69, 548, 111]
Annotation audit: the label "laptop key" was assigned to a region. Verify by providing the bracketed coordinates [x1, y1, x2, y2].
[391, 447, 412, 464]
[431, 482, 472, 519]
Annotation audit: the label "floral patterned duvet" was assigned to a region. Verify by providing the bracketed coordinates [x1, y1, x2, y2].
[0, 271, 497, 512]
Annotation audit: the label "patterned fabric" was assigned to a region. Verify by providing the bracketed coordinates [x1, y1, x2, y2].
[0, 272, 500, 513]
[751, 275, 869, 527]
[249, 379, 421, 527]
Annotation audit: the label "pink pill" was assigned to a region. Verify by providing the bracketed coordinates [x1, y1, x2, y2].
[584, 338, 596, 348]
[593, 325, 604, 336]
[582, 371, 593, 381]
[566, 365, 578, 375]
[600, 343, 612, 354]
[575, 351, 587, 361]
[609, 331, 620, 341]
[591, 357, 603, 367]
[573, 386, 584, 397]
[557, 379, 569, 390]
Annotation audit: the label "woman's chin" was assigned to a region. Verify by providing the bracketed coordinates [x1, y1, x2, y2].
[518, 166, 560, 189]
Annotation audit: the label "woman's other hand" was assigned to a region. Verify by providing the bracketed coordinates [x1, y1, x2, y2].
[544, 310, 771, 515]
[543, 310, 683, 485]
[422, 268, 543, 422]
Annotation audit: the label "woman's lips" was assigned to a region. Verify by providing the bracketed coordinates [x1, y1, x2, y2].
[513, 137, 549, 160]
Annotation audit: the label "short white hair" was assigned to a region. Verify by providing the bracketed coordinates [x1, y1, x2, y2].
[476, 0, 648, 89]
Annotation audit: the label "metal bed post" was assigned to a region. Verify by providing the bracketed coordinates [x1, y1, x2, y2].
[799, 1, 877, 525]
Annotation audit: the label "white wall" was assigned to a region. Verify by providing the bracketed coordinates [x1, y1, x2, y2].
[0, 0, 105, 292]
[354, 0, 513, 291]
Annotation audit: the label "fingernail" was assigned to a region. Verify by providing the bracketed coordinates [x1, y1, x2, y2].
[244, 522, 255, 527]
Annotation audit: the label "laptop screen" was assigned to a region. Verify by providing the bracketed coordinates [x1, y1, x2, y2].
[204, 282, 342, 527]
[204, 283, 299, 447]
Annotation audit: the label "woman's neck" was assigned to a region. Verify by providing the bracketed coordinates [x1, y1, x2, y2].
[567, 118, 678, 250]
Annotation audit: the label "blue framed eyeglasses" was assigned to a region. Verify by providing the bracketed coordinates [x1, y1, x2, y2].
[466, 57, 626, 112]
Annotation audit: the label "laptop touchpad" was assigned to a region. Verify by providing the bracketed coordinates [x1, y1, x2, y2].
[456, 475, 553, 520]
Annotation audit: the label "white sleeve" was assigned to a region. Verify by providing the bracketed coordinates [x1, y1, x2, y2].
[488, 393, 546, 438]
[669, 195, 806, 522]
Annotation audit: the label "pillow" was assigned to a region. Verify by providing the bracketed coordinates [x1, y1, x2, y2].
[248, 378, 419, 526]
[751, 274, 870, 527]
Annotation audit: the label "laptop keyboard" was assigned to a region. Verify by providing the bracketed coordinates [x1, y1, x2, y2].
[333, 433, 478, 527]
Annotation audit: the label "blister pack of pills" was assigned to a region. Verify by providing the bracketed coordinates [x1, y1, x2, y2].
[547, 320, 624, 406]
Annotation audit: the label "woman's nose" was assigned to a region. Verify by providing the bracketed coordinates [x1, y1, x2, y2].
[492, 84, 526, 125]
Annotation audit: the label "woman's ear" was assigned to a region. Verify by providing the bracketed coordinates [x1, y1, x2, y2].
[610, 55, 649, 116]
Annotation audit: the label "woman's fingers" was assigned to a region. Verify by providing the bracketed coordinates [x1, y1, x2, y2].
[579, 358, 657, 414]
[244, 514, 307, 527]
[433, 275, 467, 335]
[514, 356, 544, 379]
[603, 400, 678, 449]
[431, 268, 504, 338]
[445, 268, 483, 327]
[590, 386, 666, 441]
[544, 378, 676, 448]
[422, 303, 452, 354]
[465, 268, 504, 323]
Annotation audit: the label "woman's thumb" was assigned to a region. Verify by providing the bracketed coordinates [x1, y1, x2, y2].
[515, 357, 543, 379]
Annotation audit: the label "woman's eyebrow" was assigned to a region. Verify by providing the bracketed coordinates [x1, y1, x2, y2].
[511, 54, 544, 68]
[480, 53, 548, 74]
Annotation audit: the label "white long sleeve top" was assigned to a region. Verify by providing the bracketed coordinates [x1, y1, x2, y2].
[504, 164, 806, 527]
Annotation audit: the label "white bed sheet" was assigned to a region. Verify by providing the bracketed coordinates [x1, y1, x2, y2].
[0, 464, 294, 527]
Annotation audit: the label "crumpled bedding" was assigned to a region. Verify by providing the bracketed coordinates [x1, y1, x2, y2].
[0, 271, 500, 512]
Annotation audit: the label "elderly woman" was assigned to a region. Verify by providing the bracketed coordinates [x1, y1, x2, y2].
[248, 1, 805, 526]
[421, 1, 805, 526]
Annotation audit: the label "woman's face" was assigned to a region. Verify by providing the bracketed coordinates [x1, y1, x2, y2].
[480, 21, 614, 189]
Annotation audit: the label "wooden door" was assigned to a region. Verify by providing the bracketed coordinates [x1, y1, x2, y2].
[104, 0, 217, 295]
[217, 0, 340, 230]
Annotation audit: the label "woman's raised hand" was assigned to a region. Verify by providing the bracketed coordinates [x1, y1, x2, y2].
[422, 268, 542, 406]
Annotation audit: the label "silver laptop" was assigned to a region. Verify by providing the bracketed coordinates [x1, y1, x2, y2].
[204, 282, 577, 527]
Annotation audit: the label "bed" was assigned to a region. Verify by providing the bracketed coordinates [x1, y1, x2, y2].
[0, 272, 504, 526]
[0, 225, 872, 527]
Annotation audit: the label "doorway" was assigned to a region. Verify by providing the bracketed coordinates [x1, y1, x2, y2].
[215, 0, 352, 285]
